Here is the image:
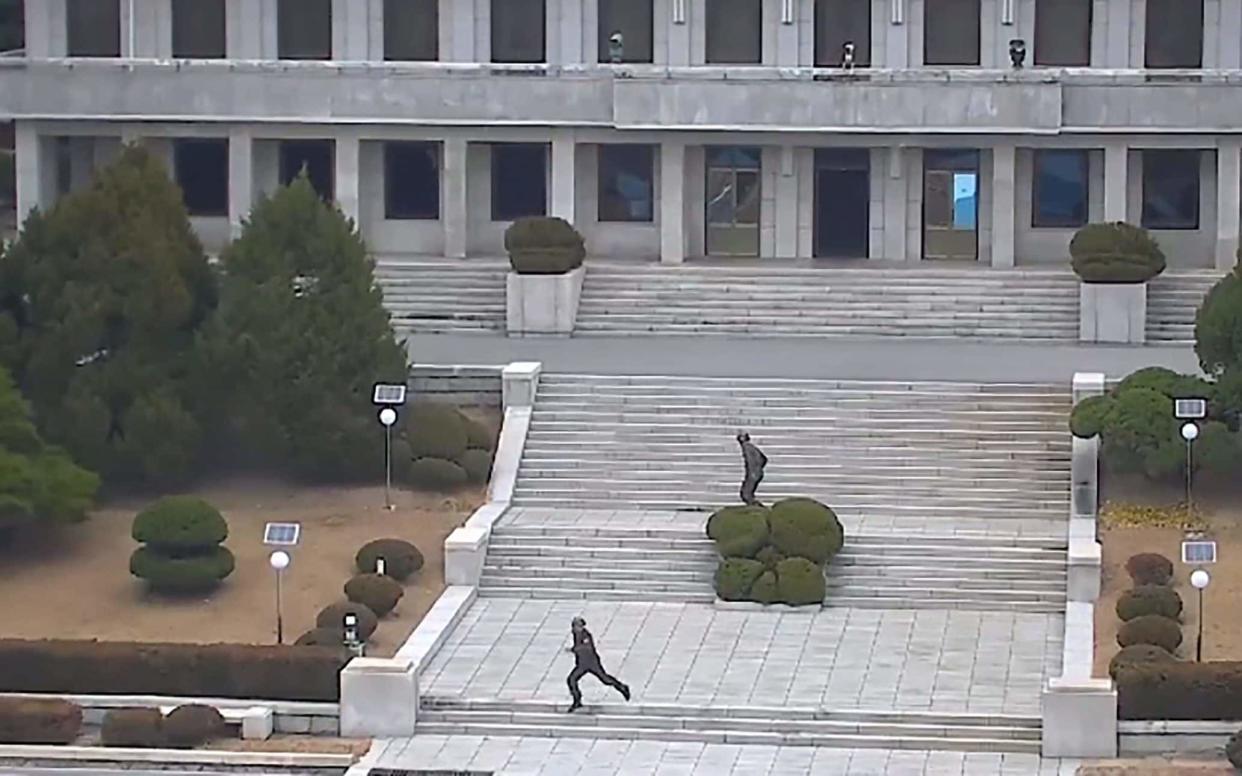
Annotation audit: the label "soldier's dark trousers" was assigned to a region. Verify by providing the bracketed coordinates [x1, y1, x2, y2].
[567, 660, 627, 705]
[741, 473, 763, 505]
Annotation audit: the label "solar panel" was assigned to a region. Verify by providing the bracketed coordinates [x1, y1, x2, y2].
[1182, 540, 1217, 565]
[1175, 398, 1208, 420]
[263, 522, 301, 547]
[373, 383, 407, 406]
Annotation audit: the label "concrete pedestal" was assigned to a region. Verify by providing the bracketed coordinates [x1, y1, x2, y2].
[1079, 283, 1147, 344]
[444, 525, 488, 586]
[339, 657, 418, 737]
[1042, 677, 1118, 758]
[506, 266, 585, 336]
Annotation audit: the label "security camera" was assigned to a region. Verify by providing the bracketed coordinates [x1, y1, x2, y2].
[1008, 38, 1026, 69]
[842, 41, 855, 71]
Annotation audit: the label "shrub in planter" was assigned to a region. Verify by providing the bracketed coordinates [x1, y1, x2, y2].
[1069, 222, 1166, 283]
[750, 570, 779, 605]
[504, 217, 586, 275]
[705, 505, 769, 558]
[356, 538, 424, 580]
[1117, 614, 1182, 652]
[713, 557, 765, 601]
[1126, 553, 1174, 586]
[768, 498, 844, 564]
[0, 698, 82, 744]
[101, 707, 165, 747]
[1116, 585, 1183, 622]
[1069, 394, 1113, 439]
[163, 704, 226, 748]
[408, 457, 468, 490]
[316, 601, 379, 642]
[295, 627, 344, 647]
[129, 546, 236, 593]
[774, 557, 826, 606]
[1115, 661, 1242, 720]
[1228, 728, 1242, 770]
[405, 404, 469, 460]
[1108, 644, 1177, 680]
[345, 573, 404, 617]
[130, 496, 233, 593]
[458, 448, 494, 484]
[1117, 367, 1214, 401]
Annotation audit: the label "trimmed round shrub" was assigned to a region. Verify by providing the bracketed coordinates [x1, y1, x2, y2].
[344, 573, 404, 617]
[1117, 614, 1183, 652]
[408, 457, 468, 490]
[705, 505, 769, 558]
[1117, 367, 1213, 401]
[405, 404, 469, 460]
[1069, 222, 1166, 283]
[130, 545, 235, 593]
[1228, 728, 1242, 770]
[463, 416, 495, 451]
[1126, 553, 1174, 586]
[0, 698, 83, 744]
[1108, 644, 1177, 680]
[356, 538, 424, 581]
[1099, 388, 1182, 480]
[750, 570, 779, 605]
[295, 627, 344, 647]
[458, 448, 494, 484]
[132, 496, 228, 551]
[767, 498, 844, 564]
[163, 704, 226, 749]
[755, 545, 785, 570]
[101, 707, 164, 747]
[775, 557, 826, 606]
[504, 216, 587, 275]
[1196, 420, 1242, 475]
[713, 557, 765, 601]
[1069, 394, 1113, 439]
[1116, 584, 1183, 622]
[316, 601, 379, 642]
[1195, 266, 1242, 376]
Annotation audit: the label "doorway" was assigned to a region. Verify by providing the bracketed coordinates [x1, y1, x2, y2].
[814, 148, 870, 258]
[705, 146, 761, 257]
[923, 149, 979, 261]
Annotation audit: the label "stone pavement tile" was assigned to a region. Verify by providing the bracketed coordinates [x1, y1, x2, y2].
[808, 747, 852, 776]
[499, 737, 559, 775]
[962, 752, 1005, 775]
[690, 744, 742, 775]
[537, 738, 597, 776]
[885, 751, 931, 775]
[655, 741, 706, 776]
[572, 740, 635, 776]
[466, 736, 525, 772]
[844, 748, 891, 774]
[389, 734, 448, 765]
[430, 734, 486, 769]
[1001, 753, 1045, 774]
[622, 740, 673, 773]
[924, 750, 967, 775]
[769, 746, 817, 775]
[731, 744, 779, 774]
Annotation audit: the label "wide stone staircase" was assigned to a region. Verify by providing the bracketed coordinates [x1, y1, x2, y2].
[374, 259, 506, 334]
[574, 263, 1079, 339]
[1146, 270, 1223, 343]
[415, 698, 1043, 754]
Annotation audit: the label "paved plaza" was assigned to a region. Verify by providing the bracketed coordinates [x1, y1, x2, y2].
[368, 736, 1081, 775]
[421, 598, 1061, 715]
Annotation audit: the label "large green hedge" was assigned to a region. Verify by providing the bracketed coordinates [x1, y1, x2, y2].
[1117, 661, 1242, 719]
[129, 497, 233, 593]
[1069, 222, 1166, 283]
[504, 217, 586, 275]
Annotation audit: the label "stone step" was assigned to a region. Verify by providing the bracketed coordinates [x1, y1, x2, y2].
[486, 549, 1067, 572]
[492, 527, 1067, 548]
[521, 443, 1070, 459]
[509, 483, 1068, 506]
[822, 596, 1063, 613]
[477, 587, 717, 603]
[572, 324, 1077, 338]
[508, 498, 1064, 519]
[536, 377, 1066, 391]
[517, 470, 1068, 491]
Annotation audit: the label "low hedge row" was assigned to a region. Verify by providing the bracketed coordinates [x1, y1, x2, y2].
[1117, 661, 1242, 720]
[101, 704, 226, 748]
[0, 697, 82, 744]
[0, 640, 348, 701]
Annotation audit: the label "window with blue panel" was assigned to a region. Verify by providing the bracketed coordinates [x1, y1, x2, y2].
[1032, 149, 1089, 229]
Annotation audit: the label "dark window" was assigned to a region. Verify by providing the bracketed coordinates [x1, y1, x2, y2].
[924, 0, 980, 66]
[1142, 150, 1200, 230]
[67, 0, 120, 57]
[1032, 150, 1088, 228]
[384, 0, 438, 61]
[815, 0, 871, 67]
[1, 0, 26, 51]
[174, 139, 229, 217]
[1034, 0, 1091, 66]
[491, 0, 545, 63]
[491, 143, 547, 221]
[385, 142, 440, 220]
[280, 140, 335, 201]
[172, 0, 226, 58]
[598, 0, 653, 63]
[706, 0, 762, 64]
[1145, 0, 1203, 68]
[278, 0, 332, 60]
[598, 145, 654, 223]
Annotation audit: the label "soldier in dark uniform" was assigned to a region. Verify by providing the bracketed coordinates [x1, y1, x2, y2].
[737, 431, 768, 506]
[566, 616, 630, 713]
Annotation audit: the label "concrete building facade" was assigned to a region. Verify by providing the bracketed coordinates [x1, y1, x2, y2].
[2, 0, 1241, 270]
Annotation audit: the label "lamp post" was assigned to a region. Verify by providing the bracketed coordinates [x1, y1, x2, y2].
[269, 550, 291, 644]
[1191, 568, 1210, 662]
[1180, 421, 1200, 521]
[378, 407, 398, 510]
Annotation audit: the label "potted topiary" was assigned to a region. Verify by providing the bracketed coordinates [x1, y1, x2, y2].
[503, 216, 587, 336]
[1071, 222, 1166, 345]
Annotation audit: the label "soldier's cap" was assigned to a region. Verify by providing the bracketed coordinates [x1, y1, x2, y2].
[572, 616, 586, 627]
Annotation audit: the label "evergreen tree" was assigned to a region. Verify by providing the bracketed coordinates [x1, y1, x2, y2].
[0, 365, 99, 539]
[200, 174, 407, 480]
[0, 144, 216, 485]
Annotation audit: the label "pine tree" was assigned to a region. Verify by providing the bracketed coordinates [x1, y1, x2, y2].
[0, 144, 216, 485]
[201, 174, 407, 480]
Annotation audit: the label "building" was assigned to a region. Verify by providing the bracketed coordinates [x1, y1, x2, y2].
[1, 0, 1240, 271]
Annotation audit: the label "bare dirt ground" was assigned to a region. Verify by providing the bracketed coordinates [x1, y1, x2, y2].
[0, 476, 485, 656]
[209, 736, 372, 756]
[1095, 473, 1242, 676]
[1078, 759, 1236, 775]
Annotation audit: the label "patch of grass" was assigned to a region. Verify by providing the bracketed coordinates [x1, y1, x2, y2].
[1100, 501, 1206, 531]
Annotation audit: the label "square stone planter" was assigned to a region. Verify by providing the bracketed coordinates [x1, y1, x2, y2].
[506, 265, 585, 336]
[1079, 282, 1147, 344]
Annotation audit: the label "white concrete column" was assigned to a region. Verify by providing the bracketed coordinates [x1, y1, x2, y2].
[443, 137, 469, 259]
[991, 144, 1017, 268]
[1217, 142, 1241, 271]
[335, 133, 362, 227]
[664, 0, 691, 66]
[774, 146, 799, 258]
[882, 146, 910, 261]
[550, 133, 576, 225]
[120, 0, 136, 57]
[14, 124, 45, 227]
[660, 141, 687, 264]
[332, 0, 371, 60]
[228, 0, 264, 58]
[134, 0, 171, 58]
[556, 0, 584, 65]
[1103, 143, 1128, 223]
[227, 129, 254, 238]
